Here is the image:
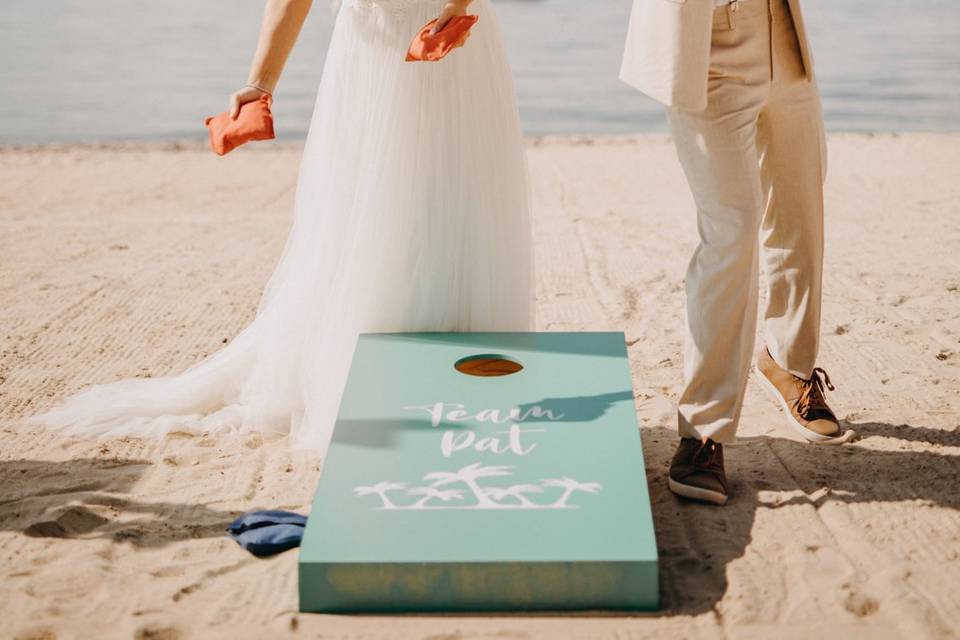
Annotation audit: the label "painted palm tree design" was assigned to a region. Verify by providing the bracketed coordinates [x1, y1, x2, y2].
[542, 477, 603, 507]
[353, 466, 603, 510]
[353, 481, 407, 509]
[423, 462, 514, 508]
[485, 484, 544, 507]
[406, 486, 465, 509]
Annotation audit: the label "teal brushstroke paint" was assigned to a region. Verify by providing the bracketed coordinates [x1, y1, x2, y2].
[299, 332, 659, 612]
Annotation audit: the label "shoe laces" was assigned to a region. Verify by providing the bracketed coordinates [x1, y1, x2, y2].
[796, 367, 835, 418]
[692, 440, 723, 472]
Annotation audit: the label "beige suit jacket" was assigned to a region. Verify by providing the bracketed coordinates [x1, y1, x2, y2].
[619, 0, 814, 111]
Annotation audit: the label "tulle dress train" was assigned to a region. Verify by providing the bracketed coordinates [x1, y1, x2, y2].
[31, 0, 533, 453]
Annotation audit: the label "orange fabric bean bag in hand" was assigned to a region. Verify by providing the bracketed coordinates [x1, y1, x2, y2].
[406, 15, 479, 62]
[204, 93, 275, 156]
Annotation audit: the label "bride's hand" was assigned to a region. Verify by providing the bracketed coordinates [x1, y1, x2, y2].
[228, 84, 271, 119]
[430, 0, 472, 35]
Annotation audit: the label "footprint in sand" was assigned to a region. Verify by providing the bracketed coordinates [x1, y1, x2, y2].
[135, 626, 182, 640]
[22, 506, 109, 539]
[12, 626, 57, 640]
[844, 589, 880, 618]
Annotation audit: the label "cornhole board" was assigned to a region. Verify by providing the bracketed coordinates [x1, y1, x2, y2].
[299, 332, 659, 612]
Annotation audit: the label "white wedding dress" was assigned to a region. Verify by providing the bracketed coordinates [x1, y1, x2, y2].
[32, 0, 533, 453]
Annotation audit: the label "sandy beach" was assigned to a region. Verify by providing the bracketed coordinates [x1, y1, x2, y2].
[1, 133, 958, 639]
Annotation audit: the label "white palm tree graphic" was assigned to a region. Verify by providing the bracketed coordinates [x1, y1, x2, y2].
[353, 481, 407, 509]
[542, 477, 603, 507]
[485, 484, 544, 507]
[423, 462, 514, 508]
[406, 486, 465, 508]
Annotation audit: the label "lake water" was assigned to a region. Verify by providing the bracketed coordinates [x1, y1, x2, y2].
[1, 0, 958, 143]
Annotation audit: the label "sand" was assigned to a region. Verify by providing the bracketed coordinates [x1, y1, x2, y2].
[1, 134, 958, 640]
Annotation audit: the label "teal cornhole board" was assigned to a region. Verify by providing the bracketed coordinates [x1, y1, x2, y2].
[299, 332, 659, 612]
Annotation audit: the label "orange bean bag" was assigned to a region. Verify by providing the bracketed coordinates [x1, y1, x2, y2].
[204, 93, 275, 156]
[406, 15, 479, 62]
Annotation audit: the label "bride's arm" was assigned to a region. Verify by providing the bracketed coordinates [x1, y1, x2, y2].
[229, 0, 314, 118]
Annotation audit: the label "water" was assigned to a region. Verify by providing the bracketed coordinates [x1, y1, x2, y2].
[1, 0, 958, 143]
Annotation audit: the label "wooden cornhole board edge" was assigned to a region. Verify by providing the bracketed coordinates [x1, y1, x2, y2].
[298, 559, 658, 613]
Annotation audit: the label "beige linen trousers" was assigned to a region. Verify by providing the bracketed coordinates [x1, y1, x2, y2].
[647, 0, 827, 442]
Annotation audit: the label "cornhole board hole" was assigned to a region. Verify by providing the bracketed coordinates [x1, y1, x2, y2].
[299, 332, 659, 612]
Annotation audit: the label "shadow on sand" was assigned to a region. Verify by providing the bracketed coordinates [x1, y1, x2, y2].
[2, 419, 956, 617]
[644, 419, 960, 615]
[0, 457, 242, 548]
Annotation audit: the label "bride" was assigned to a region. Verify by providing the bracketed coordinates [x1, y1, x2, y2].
[32, 0, 533, 452]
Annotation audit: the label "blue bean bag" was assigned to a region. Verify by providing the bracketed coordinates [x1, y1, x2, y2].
[227, 510, 308, 557]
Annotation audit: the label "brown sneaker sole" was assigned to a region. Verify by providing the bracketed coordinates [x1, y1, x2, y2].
[753, 365, 856, 445]
[668, 477, 728, 505]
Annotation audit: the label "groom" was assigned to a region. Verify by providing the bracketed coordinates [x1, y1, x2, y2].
[620, 0, 853, 505]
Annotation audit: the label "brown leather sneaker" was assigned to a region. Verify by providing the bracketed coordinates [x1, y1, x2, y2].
[668, 438, 728, 505]
[755, 348, 855, 444]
